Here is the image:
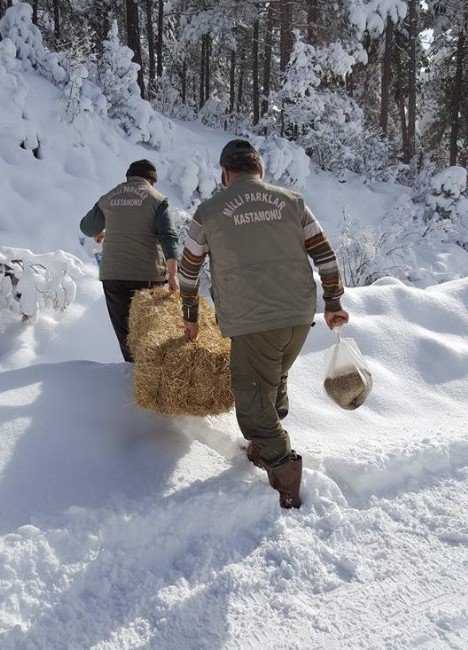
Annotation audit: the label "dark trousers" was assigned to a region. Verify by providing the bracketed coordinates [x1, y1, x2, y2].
[102, 280, 165, 362]
[230, 325, 310, 467]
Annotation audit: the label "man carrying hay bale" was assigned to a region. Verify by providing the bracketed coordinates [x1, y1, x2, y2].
[80, 160, 179, 362]
[179, 140, 349, 510]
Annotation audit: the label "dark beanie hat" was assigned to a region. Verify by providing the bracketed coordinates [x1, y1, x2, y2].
[126, 159, 157, 183]
[219, 139, 259, 167]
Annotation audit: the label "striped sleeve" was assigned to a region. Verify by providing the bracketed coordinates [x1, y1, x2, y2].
[302, 205, 344, 312]
[178, 208, 209, 322]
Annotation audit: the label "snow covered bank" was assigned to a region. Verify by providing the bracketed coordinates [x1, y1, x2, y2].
[1, 363, 467, 649]
[1, 276, 467, 648]
[0, 52, 466, 290]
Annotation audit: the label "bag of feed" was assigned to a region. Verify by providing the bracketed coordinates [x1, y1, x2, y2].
[128, 287, 234, 417]
[323, 330, 372, 410]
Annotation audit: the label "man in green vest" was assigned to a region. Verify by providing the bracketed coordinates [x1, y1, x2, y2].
[80, 159, 179, 361]
[178, 140, 348, 509]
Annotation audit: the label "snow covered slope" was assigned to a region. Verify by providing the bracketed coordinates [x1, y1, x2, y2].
[1, 69, 466, 286]
[1, 278, 468, 648]
[1, 64, 468, 649]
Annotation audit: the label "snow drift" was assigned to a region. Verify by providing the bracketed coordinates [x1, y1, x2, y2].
[1, 275, 467, 648]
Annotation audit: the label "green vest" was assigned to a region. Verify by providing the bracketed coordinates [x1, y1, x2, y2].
[199, 176, 317, 337]
[98, 176, 167, 281]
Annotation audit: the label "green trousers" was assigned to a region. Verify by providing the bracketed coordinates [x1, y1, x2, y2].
[230, 324, 310, 468]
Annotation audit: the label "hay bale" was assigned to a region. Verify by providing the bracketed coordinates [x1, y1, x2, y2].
[128, 287, 234, 416]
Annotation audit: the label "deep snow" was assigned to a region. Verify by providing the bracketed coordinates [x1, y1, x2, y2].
[1, 279, 468, 648]
[1, 65, 468, 650]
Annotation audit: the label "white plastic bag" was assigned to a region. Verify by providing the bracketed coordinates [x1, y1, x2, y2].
[324, 330, 372, 410]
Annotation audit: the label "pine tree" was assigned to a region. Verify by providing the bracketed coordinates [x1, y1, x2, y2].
[99, 20, 153, 141]
[1, 0, 463, 181]
[0, 1, 66, 83]
[126, 0, 145, 97]
[423, 1, 468, 166]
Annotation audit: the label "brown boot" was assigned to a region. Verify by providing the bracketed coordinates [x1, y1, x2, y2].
[267, 453, 302, 509]
[246, 442, 267, 469]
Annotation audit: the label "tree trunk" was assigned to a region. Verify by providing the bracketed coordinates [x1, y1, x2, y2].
[102, 7, 110, 44]
[380, 19, 394, 135]
[32, 0, 39, 25]
[156, 0, 164, 78]
[252, 16, 260, 125]
[53, 0, 60, 43]
[126, 0, 146, 98]
[449, 29, 465, 166]
[229, 49, 236, 114]
[280, 0, 294, 137]
[280, 0, 293, 72]
[237, 47, 244, 112]
[262, 2, 273, 117]
[346, 69, 355, 96]
[204, 33, 211, 102]
[199, 38, 205, 108]
[180, 59, 187, 104]
[394, 38, 410, 162]
[146, 0, 156, 98]
[306, 0, 319, 45]
[460, 63, 468, 167]
[407, 0, 418, 161]
[363, 33, 378, 101]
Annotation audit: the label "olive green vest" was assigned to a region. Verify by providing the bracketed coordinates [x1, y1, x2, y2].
[98, 176, 167, 281]
[199, 176, 317, 337]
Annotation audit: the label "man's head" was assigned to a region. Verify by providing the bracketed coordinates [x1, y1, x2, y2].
[126, 159, 158, 185]
[219, 140, 263, 187]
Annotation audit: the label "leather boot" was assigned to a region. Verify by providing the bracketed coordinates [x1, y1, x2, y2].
[267, 453, 302, 509]
[246, 442, 267, 469]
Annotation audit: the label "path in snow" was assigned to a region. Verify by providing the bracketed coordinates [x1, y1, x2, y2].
[1, 279, 467, 649]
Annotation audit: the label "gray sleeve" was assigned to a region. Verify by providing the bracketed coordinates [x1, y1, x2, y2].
[80, 203, 105, 237]
[154, 200, 179, 260]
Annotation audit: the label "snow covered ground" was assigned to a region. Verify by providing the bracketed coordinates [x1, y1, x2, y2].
[1, 65, 468, 649]
[1, 277, 468, 649]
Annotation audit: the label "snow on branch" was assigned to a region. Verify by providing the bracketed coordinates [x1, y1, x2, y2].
[337, 202, 424, 287]
[0, 2, 66, 83]
[251, 135, 311, 189]
[426, 166, 468, 250]
[0, 248, 83, 323]
[350, 0, 408, 37]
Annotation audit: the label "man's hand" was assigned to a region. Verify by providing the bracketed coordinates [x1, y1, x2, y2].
[168, 274, 179, 293]
[184, 321, 199, 342]
[94, 231, 105, 244]
[166, 259, 179, 293]
[324, 309, 349, 331]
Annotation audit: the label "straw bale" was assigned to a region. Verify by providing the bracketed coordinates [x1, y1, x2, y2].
[128, 287, 234, 416]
